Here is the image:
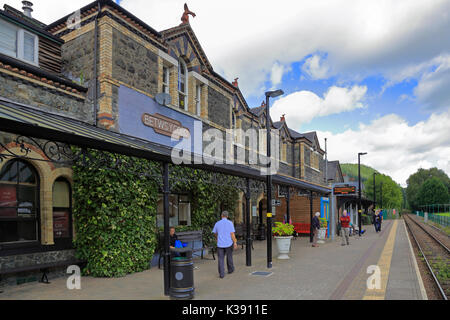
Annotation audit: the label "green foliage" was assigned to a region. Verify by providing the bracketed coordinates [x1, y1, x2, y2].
[72, 150, 159, 277]
[340, 163, 378, 183]
[72, 150, 239, 277]
[406, 168, 450, 210]
[365, 173, 404, 209]
[272, 222, 294, 236]
[417, 177, 449, 207]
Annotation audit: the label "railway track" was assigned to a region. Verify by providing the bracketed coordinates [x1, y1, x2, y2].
[404, 214, 450, 300]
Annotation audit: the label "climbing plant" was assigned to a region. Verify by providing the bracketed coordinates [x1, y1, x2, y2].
[72, 149, 239, 277]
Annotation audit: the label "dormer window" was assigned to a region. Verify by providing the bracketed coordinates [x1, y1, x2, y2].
[178, 58, 188, 110]
[0, 19, 39, 65]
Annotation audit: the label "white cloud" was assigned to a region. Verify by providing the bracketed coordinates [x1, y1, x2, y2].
[302, 55, 330, 80]
[317, 110, 450, 187]
[0, 0, 94, 25]
[414, 55, 450, 110]
[6, 0, 449, 101]
[270, 85, 367, 126]
[270, 62, 289, 87]
[115, 0, 449, 98]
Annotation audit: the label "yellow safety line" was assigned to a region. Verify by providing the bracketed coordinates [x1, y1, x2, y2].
[363, 219, 399, 300]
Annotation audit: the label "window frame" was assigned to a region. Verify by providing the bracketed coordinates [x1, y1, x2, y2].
[178, 58, 188, 111]
[52, 177, 73, 246]
[0, 159, 40, 246]
[0, 19, 39, 66]
[162, 65, 170, 94]
[195, 83, 202, 116]
[156, 193, 191, 228]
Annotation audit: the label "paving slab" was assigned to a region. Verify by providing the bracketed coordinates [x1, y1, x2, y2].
[0, 219, 424, 300]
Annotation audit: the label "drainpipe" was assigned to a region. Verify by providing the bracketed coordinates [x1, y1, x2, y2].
[93, 1, 101, 126]
[325, 138, 328, 185]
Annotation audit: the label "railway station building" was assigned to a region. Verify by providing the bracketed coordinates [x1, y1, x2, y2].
[0, 0, 341, 285]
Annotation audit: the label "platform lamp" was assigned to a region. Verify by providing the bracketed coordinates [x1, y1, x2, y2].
[358, 152, 367, 236]
[265, 89, 284, 269]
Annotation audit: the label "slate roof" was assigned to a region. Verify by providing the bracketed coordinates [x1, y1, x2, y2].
[327, 160, 343, 182]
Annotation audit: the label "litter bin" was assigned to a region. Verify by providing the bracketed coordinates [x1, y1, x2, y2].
[169, 247, 194, 300]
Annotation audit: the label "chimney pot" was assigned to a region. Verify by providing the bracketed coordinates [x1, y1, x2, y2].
[22, 1, 33, 18]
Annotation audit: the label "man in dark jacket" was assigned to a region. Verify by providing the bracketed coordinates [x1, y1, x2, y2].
[312, 212, 321, 247]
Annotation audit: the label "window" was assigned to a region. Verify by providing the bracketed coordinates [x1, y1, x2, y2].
[156, 194, 191, 227]
[232, 112, 239, 144]
[281, 140, 287, 162]
[311, 151, 320, 170]
[0, 160, 39, 244]
[162, 66, 170, 94]
[178, 59, 188, 110]
[195, 83, 202, 116]
[52, 178, 72, 242]
[0, 19, 39, 65]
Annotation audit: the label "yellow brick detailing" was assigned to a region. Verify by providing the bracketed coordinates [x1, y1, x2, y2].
[363, 219, 399, 300]
[96, 18, 114, 128]
[201, 84, 208, 118]
[53, 12, 98, 38]
[59, 18, 95, 42]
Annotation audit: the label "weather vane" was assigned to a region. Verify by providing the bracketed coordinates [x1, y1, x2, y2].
[181, 3, 196, 25]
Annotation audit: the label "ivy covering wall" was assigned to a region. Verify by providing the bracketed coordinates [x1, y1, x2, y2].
[72, 149, 239, 277]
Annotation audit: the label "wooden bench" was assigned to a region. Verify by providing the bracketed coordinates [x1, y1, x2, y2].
[0, 259, 86, 285]
[158, 230, 215, 269]
[234, 223, 254, 250]
[293, 223, 311, 235]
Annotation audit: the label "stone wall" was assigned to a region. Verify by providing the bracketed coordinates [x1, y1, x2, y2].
[0, 249, 76, 287]
[0, 74, 93, 123]
[208, 87, 230, 129]
[61, 30, 95, 87]
[112, 28, 158, 96]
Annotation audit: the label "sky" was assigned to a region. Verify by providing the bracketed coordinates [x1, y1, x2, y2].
[3, 0, 449, 187]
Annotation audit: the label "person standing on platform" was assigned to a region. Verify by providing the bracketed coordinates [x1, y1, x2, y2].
[312, 212, 321, 247]
[340, 210, 351, 246]
[212, 211, 238, 279]
[372, 208, 377, 232]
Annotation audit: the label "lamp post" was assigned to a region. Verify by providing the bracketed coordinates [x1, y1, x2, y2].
[373, 172, 377, 209]
[380, 182, 383, 209]
[265, 89, 284, 269]
[358, 152, 367, 236]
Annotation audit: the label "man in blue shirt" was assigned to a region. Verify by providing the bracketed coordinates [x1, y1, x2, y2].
[212, 211, 238, 279]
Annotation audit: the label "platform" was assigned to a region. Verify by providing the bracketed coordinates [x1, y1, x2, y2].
[0, 219, 426, 300]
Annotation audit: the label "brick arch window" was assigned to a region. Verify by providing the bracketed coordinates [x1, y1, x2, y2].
[0, 159, 40, 244]
[178, 58, 188, 110]
[52, 177, 72, 246]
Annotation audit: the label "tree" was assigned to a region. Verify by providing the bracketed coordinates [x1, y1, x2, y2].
[406, 168, 450, 210]
[417, 177, 449, 208]
[365, 173, 403, 209]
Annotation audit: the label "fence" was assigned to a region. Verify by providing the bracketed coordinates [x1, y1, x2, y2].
[415, 210, 450, 228]
[382, 209, 400, 220]
[418, 204, 450, 216]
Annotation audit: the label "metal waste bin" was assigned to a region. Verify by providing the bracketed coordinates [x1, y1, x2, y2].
[169, 247, 194, 299]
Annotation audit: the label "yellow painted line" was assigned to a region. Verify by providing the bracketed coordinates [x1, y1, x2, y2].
[363, 219, 398, 300]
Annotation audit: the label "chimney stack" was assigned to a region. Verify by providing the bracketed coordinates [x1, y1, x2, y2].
[22, 1, 33, 18]
[280, 114, 285, 122]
